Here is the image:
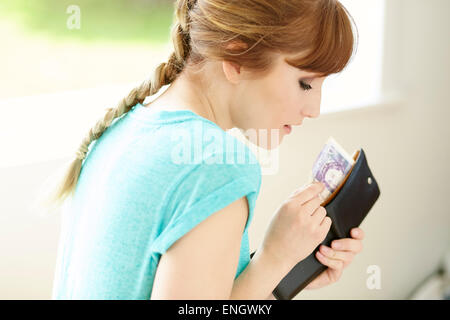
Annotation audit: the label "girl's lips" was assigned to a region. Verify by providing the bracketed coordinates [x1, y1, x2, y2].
[284, 124, 292, 134]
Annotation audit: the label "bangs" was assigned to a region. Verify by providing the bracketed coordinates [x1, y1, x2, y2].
[284, 1, 359, 77]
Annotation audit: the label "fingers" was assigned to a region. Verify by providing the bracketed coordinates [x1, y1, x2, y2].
[318, 245, 355, 267]
[301, 196, 323, 216]
[320, 215, 332, 229]
[331, 238, 363, 253]
[291, 182, 324, 206]
[311, 205, 327, 223]
[316, 250, 344, 270]
[351, 227, 365, 240]
[309, 204, 331, 232]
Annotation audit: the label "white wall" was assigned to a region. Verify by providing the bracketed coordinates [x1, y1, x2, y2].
[249, 0, 450, 299]
[0, 0, 449, 299]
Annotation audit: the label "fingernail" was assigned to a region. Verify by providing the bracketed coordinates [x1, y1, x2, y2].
[354, 229, 359, 236]
[332, 241, 341, 249]
[321, 246, 332, 254]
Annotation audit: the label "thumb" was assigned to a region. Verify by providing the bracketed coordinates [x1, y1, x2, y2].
[288, 181, 324, 204]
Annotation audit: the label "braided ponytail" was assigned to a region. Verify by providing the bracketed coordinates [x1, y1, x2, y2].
[35, 0, 196, 211]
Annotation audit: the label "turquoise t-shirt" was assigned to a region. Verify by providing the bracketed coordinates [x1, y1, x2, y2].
[52, 102, 262, 299]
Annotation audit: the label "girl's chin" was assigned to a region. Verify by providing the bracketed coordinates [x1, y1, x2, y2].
[240, 127, 285, 150]
[251, 138, 283, 150]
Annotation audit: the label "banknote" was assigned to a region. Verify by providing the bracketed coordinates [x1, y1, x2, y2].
[310, 137, 355, 202]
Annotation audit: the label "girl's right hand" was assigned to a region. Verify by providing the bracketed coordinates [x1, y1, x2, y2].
[259, 182, 332, 271]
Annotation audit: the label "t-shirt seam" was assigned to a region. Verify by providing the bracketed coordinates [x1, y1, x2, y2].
[129, 104, 224, 130]
[129, 104, 261, 167]
[168, 174, 257, 232]
[129, 114, 200, 126]
[156, 150, 261, 225]
[151, 150, 260, 251]
[150, 174, 259, 255]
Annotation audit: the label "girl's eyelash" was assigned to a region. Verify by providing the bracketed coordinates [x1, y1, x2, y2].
[299, 80, 313, 91]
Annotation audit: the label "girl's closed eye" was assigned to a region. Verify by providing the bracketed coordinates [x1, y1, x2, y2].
[299, 80, 313, 91]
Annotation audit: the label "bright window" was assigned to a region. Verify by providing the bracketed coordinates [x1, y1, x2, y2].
[321, 0, 386, 113]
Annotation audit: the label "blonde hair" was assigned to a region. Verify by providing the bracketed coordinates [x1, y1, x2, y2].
[37, 0, 358, 211]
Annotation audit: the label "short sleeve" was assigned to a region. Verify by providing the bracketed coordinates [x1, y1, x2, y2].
[149, 150, 261, 256]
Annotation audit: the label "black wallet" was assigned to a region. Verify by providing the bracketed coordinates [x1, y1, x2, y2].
[250, 148, 381, 300]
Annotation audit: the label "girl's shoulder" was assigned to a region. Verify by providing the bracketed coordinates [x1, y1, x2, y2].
[128, 102, 261, 171]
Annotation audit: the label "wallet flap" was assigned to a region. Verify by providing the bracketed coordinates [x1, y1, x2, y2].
[324, 148, 380, 238]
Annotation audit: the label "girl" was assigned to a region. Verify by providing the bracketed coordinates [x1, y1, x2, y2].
[48, 0, 365, 299]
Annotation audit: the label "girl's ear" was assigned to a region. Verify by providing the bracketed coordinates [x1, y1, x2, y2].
[222, 60, 242, 84]
[222, 41, 248, 85]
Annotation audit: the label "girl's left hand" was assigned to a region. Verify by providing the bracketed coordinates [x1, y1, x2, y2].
[304, 227, 364, 290]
